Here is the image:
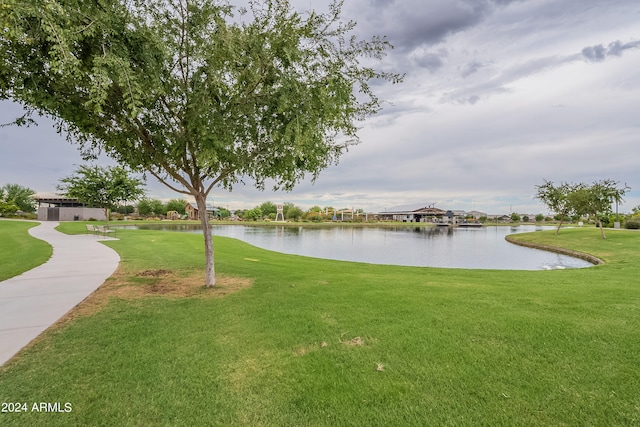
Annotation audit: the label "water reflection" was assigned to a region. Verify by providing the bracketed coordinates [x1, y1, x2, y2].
[120, 224, 593, 270]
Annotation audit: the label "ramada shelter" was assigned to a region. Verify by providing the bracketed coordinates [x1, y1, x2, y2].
[35, 194, 106, 221]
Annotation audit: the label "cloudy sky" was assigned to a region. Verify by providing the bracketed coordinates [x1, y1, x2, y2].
[2, 0, 639, 214]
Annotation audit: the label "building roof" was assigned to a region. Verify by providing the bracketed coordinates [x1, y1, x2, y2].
[187, 202, 217, 212]
[412, 206, 446, 215]
[34, 194, 85, 207]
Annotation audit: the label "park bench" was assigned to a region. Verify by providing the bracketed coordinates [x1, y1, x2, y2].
[95, 225, 116, 238]
[85, 224, 97, 235]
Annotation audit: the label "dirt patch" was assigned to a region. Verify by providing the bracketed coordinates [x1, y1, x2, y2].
[343, 336, 365, 346]
[136, 269, 173, 277]
[54, 267, 254, 324]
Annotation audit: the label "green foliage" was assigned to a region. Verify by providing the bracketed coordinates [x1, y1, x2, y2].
[0, 200, 19, 215]
[114, 205, 135, 215]
[0, 0, 400, 286]
[625, 219, 640, 229]
[537, 179, 630, 238]
[137, 198, 167, 216]
[1, 0, 399, 194]
[535, 213, 544, 222]
[284, 203, 304, 221]
[258, 201, 277, 217]
[569, 179, 630, 238]
[136, 199, 152, 216]
[166, 199, 187, 215]
[149, 199, 167, 216]
[510, 212, 521, 222]
[306, 211, 324, 222]
[0, 183, 36, 213]
[57, 164, 146, 224]
[535, 180, 578, 232]
[244, 207, 263, 221]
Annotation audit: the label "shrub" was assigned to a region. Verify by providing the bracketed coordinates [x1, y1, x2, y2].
[625, 220, 640, 230]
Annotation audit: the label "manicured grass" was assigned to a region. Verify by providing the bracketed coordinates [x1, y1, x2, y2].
[0, 220, 52, 281]
[1, 223, 640, 425]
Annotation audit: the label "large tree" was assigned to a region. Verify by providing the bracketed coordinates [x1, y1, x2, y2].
[569, 179, 629, 239]
[57, 165, 146, 225]
[1, 0, 400, 286]
[535, 180, 579, 234]
[0, 183, 36, 213]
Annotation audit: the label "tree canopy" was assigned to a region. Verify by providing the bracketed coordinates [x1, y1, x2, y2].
[57, 164, 146, 225]
[1, 0, 402, 286]
[0, 183, 36, 213]
[536, 179, 630, 239]
[535, 180, 578, 234]
[569, 179, 630, 239]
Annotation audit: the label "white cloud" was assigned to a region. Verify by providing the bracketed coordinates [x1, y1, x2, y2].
[2, 0, 640, 214]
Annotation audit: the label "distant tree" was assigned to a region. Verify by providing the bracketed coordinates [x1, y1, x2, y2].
[58, 165, 145, 226]
[150, 199, 167, 216]
[137, 199, 153, 216]
[258, 201, 277, 218]
[569, 179, 630, 239]
[217, 207, 231, 219]
[535, 214, 544, 222]
[0, 187, 20, 215]
[535, 180, 578, 234]
[284, 203, 304, 221]
[138, 198, 167, 216]
[115, 205, 135, 215]
[522, 215, 530, 223]
[166, 199, 188, 215]
[306, 212, 324, 222]
[1, 0, 401, 287]
[1, 183, 36, 212]
[510, 213, 521, 222]
[244, 207, 263, 222]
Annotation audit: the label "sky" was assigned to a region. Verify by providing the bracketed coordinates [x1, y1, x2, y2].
[1, 0, 639, 215]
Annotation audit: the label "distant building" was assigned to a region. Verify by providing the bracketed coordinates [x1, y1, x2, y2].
[35, 194, 106, 221]
[185, 202, 218, 220]
[378, 205, 447, 223]
[466, 210, 488, 220]
[378, 205, 489, 223]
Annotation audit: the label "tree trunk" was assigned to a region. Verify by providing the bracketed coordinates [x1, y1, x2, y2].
[195, 193, 216, 287]
[105, 207, 110, 227]
[556, 214, 564, 235]
[596, 214, 607, 239]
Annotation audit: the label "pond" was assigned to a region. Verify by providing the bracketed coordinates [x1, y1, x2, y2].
[121, 223, 594, 270]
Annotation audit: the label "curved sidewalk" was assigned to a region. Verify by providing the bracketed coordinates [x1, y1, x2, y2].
[0, 221, 120, 366]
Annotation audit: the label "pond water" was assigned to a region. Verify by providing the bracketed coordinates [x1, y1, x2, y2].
[122, 223, 594, 270]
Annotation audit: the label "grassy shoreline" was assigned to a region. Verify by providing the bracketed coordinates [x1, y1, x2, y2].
[1, 222, 639, 425]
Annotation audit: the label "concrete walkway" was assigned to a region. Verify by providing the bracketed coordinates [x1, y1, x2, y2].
[0, 221, 120, 366]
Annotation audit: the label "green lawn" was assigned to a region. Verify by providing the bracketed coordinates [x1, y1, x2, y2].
[0, 220, 52, 281]
[1, 223, 639, 426]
